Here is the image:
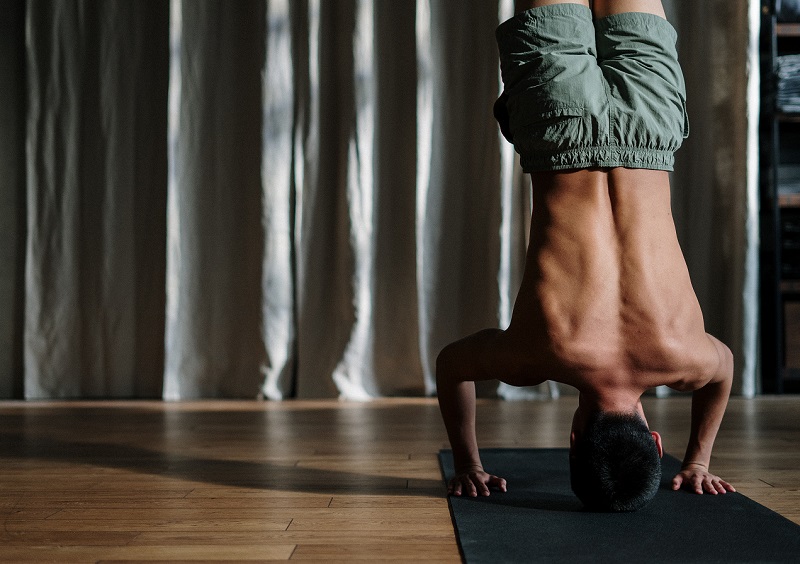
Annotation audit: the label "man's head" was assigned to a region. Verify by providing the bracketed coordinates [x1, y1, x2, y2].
[569, 411, 663, 512]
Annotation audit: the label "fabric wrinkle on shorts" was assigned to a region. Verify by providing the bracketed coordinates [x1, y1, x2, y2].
[495, 3, 689, 172]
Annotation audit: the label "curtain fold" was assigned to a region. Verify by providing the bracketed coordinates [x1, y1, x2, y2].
[371, 1, 424, 395]
[261, 0, 298, 399]
[24, 0, 168, 398]
[419, 1, 506, 397]
[2, 0, 759, 399]
[164, 0, 267, 399]
[293, 0, 361, 398]
[667, 0, 759, 396]
[0, 0, 27, 398]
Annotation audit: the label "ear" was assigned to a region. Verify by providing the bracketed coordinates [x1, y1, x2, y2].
[651, 431, 663, 458]
[570, 430, 577, 448]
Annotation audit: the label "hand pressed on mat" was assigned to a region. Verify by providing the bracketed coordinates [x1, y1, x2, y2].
[448, 466, 507, 497]
[673, 462, 736, 495]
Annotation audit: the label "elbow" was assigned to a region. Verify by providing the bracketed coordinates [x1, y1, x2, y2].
[721, 344, 734, 387]
[436, 344, 455, 386]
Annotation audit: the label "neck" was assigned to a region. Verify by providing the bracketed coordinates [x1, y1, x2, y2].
[582, 386, 640, 411]
[573, 389, 647, 432]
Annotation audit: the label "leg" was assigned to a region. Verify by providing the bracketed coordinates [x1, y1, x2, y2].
[516, 0, 588, 14]
[497, 0, 601, 169]
[593, 0, 666, 18]
[592, 0, 688, 168]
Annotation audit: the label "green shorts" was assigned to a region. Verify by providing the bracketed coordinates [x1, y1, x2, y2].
[495, 4, 689, 172]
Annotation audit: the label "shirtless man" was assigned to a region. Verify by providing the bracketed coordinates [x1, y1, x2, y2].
[436, 0, 735, 511]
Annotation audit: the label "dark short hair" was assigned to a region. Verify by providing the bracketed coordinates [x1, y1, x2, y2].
[569, 411, 662, 512]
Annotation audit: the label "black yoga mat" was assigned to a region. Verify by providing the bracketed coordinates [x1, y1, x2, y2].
[440, 448, 800, 563]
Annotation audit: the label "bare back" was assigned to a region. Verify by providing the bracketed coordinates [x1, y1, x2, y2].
[503, 168, 719, 393]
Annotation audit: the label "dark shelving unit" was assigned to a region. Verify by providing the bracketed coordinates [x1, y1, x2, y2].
[760, 1, 800, 393]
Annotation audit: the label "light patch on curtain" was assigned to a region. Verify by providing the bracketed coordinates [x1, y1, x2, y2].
[741, 0, 760, 397]
[496, 0, 515, 332]
[261, 0, 296, 400]
[415, 0, 434, 393]
[332, 0, 376, 400]
[165, 0, 183, 400]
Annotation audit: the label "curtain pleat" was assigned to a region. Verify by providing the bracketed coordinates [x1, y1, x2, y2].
[420, 1, 506, 396]
[6, 0, 758, 399]
[293, 0, 360, 398]
[371, 1, 424, 395]
[261, 0, 298, 399]
[24, 1, 168, 398]
[0, 0, 27, 398]
[164, 0, 267, 399]
[668, 0, 758, 396]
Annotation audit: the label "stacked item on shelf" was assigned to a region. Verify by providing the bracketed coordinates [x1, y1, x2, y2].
[777, 54, 800, 114]
[778, 0, 800, 22]
[779, 164, 800, 193]
[779, 165, 800, 208]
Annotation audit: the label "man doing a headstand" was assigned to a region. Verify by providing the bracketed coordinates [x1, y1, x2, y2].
[436, 0, 735, 511]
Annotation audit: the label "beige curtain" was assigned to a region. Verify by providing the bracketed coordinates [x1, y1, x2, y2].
[0, 0, 758, 399]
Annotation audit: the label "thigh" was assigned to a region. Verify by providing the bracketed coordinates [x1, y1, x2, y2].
[496, 3, 605, 171]
[516, 0, 589, 13]
[594, 7, 689, 166]
[497, 2, 598, 113]
[594, 8, 683, 91]
[592, 0, 666, 19]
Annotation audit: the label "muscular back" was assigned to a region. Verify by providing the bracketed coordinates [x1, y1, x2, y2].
[504, 168, 716, 392]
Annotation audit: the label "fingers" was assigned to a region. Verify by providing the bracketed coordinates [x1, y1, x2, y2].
[672, 471, 735, 495]
[702, 475, 719, 495]
[448, 476, 477, 497]
[489, 475, 508, 493]
[448, 473, 508, 497]
[448, 475, 481, 497]
[447, 478, 460, 496]
[699, 475, 737, 495]
[709, 478, 736, 494]
[709, 477, 726, 495]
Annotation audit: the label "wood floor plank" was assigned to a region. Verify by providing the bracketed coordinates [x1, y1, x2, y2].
[43, 507, 446, 523]
[6, 496, 333, 511]
[289, 542, 460, 561]
[129, 530, 456, 546]
[286, 518, 455, 532]
[0, 544, 296, 562]
[0, 530, 141, 547]
[5, 518, 292, 533]
[328, 494, 447, 508]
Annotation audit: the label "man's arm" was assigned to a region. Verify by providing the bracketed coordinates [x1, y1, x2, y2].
[673, 334, 736, 495]
[436, 331, 508, 497]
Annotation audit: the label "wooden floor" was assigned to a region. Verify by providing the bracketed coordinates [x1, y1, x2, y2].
[0, 396, 798, 562]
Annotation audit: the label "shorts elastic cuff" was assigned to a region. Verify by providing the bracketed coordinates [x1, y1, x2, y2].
[520, 146, 676, 173]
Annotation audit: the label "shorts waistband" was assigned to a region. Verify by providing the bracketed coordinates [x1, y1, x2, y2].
[521, 146, 676, 173]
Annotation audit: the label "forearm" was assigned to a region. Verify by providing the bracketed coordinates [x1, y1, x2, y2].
[683, 342, 733, 467]
[437, 377, 482, 472]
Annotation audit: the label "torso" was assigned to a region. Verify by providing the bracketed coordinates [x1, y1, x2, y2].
[505, 168, 713, 393]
